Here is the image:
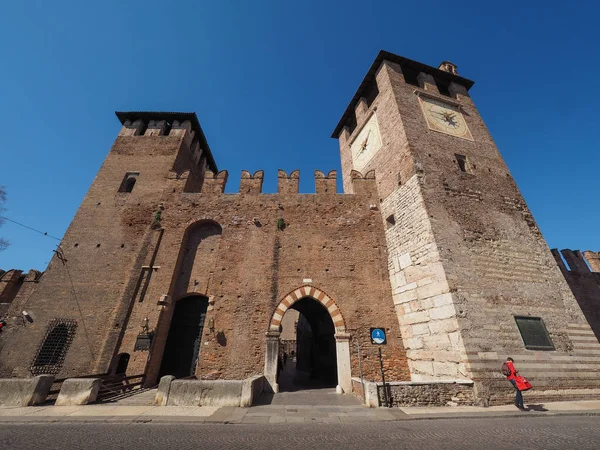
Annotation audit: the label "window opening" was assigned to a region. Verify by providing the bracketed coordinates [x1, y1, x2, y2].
[364, 82, 379, 107]
[346, 113, 357, 136]
[386, 214, 396, 229]
[31, 319, 78, 375]
[401, 66, 421, 87]
[436, 78, 451, 96]
[119, 172, 140, 193]
[514, 316, 555, 350]
[455, 154, 470, 173]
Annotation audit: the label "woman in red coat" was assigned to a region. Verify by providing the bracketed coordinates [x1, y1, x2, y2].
[506, 357, 526, 410]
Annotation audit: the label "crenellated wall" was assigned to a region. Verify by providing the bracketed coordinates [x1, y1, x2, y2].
[114, 166, 407, 385]
[552, 249, 600, 342]
[2, 51, 599, 406]
[0, 269, 43, 318]
[0, 109, 408, 387]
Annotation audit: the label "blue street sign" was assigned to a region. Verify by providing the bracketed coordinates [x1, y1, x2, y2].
[370, 327, 387, 345]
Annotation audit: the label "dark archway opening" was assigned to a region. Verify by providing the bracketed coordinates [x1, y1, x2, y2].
[115, 353, 130, 375]
[159, 295, 208, 379]
[278, 296, 337, 391]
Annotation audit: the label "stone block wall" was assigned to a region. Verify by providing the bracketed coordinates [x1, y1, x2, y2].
[381, 174, 468, 381]
[381, 381, 475, 407]
[334, 51, 600, 402]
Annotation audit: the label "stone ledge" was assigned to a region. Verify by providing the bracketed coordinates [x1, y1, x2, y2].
[0, 376, 54, 406]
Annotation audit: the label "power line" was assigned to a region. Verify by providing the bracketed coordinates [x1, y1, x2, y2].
[0, 215, 95, 363]
[0, 215, 62, 241]
[57, 246, 96, 362]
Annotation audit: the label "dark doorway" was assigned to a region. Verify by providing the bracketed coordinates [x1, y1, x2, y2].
[278, 297, 337, 392]
[115, 353, 130, 375]
[159, 295, 208, 379]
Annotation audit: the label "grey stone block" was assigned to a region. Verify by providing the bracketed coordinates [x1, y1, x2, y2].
[55, 378, 102, 406]
[240, 375, 265, 407]
[166, 380, 243, 407]
[0, 375, 54, 406]
[154, 375, 175, 406]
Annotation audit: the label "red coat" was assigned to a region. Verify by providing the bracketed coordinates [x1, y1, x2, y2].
[506, 361, 517, 381]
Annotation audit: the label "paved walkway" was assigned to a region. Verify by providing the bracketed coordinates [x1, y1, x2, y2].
[2, 365, 600, 424]
[1, 398, 600, 424]
[259, 361, 361, 407]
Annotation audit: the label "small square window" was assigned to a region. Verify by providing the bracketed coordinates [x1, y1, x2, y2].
[455, 154, 471, 174]
[514, 316, 555, 351]
[386, 214, 396, 229]
[119, 172, 140, 193]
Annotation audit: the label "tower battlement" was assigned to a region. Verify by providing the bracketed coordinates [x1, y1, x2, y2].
[167, 168, 376, 195]
[115, 111, 218, 173]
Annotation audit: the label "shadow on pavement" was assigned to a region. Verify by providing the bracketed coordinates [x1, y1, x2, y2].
[526, 404, 548, 412]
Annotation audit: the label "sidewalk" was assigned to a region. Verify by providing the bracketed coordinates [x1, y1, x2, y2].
[1, 400, 600, 424]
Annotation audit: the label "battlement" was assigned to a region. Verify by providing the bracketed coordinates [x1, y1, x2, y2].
[170, 169, 376, 195]
[0, 269, 43, 310]
[551, 249, 599, 274]
[331, 50, 475, 138]
[115, 111, 218, 173]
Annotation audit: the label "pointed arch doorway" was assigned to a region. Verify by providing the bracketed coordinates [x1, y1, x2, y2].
[265, 286, 352, 394]
[159, 295, 209, 379]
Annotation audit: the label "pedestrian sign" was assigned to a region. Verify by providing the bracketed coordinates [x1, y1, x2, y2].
[370, 327, 387, 345]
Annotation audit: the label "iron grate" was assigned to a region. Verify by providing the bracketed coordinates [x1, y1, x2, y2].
[30, 318, 78, 375]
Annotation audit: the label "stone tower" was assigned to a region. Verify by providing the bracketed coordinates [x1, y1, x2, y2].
[0, 112, 217, 378]
[333, 51, 600, 401]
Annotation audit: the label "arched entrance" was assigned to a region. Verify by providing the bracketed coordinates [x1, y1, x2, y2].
[159, 295, 208, 379]
[265, 286, 351, 394]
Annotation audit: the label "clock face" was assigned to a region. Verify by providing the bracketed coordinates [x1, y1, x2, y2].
[350, 113, 383, 172]
[418, 96, 473, 141]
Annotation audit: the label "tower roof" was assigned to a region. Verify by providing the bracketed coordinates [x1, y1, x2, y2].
[115, 111, 218, 172]
[331, 51, 475, 138]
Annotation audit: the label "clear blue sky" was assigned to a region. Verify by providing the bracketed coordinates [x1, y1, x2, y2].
[0, 0, 598, 270]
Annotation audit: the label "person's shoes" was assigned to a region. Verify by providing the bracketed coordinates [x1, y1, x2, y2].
[517, 405, 527, 411]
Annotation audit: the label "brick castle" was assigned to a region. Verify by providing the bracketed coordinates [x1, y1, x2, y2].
[1, 51, 599, 405]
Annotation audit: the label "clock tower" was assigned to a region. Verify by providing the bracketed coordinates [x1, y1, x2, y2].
[333, 51, 600, 399]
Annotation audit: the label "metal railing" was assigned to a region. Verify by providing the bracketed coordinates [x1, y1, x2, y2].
[46, 373, 147, 403]
[96, 374, 146, 402]
[47, 373, 109, 401]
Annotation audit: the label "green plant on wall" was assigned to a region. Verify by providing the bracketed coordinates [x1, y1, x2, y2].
[151, 206, 163, 230]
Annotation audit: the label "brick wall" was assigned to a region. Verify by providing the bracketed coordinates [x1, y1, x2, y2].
[117, 168, 409, 385]
[0, 125, 196, 378]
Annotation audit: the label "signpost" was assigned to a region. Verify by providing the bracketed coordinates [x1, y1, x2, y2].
[370, 327, 390, 408]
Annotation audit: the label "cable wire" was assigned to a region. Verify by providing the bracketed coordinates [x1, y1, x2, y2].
[0, 215, 95, 362]
[57, 245, 96, 362]
[0, 215, 62, 241]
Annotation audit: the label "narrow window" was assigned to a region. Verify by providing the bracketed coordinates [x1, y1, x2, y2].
[386, 214, 396, 229]
[30, 319, 78, 375]
[401, 66, 421, 87]
[455, 154, 470, 173]
[119, 172, 139, 193]
[365, 82, 379, 107]
[346, 113, 357, 136]
[436, 78, 451, 96]
[514, 316, 555, 351]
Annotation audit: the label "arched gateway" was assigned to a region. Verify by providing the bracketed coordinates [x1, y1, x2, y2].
[265, 286, 352, 394]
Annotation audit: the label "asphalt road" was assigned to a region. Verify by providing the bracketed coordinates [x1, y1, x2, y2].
[1, 416, 598, 449]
